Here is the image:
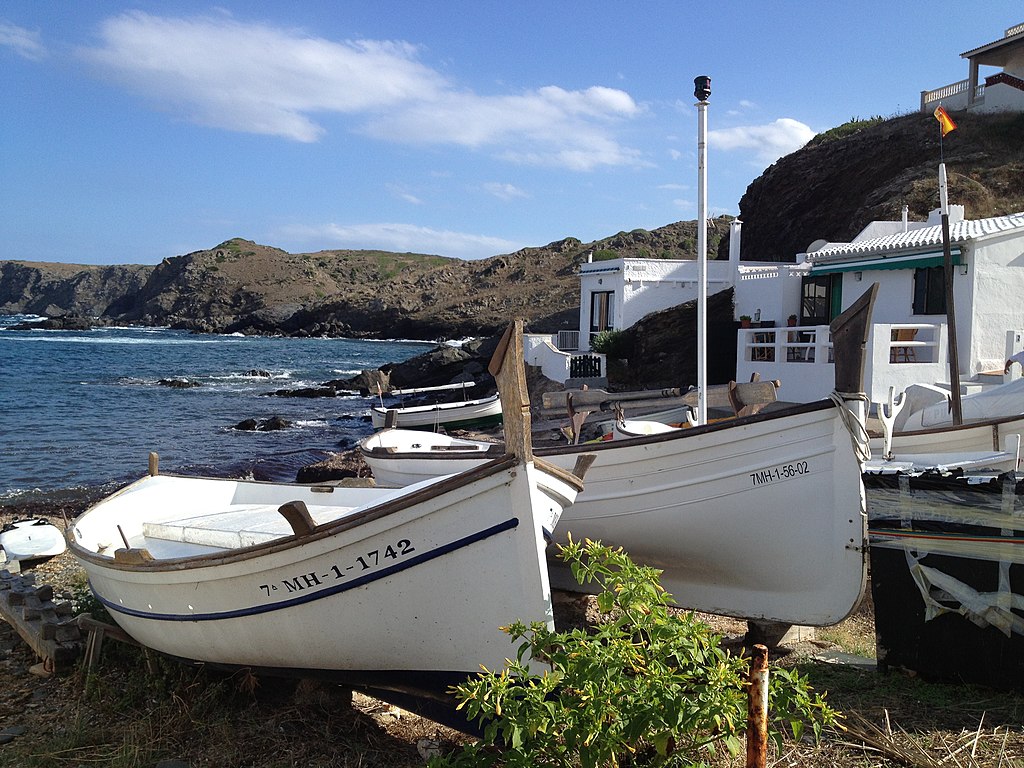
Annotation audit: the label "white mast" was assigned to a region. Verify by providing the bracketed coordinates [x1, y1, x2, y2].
[694, 76, 711, 426]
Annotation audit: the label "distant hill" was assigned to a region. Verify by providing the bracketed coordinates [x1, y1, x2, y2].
[3, 109, 1022, 340]
[0, 220, 727, 339]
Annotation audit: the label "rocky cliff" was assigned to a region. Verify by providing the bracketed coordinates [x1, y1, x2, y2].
[728, 110, 1024, 261]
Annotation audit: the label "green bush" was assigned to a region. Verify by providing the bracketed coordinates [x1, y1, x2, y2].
[433, 539, 837, 768]
[809, 116, 885, 146]
[590, 329, 632, 359]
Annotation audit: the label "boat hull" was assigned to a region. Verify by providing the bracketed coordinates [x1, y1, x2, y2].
[69, 457, 578, 677]
[866, 471, 1024, 690]
[363, 400, 868, 626]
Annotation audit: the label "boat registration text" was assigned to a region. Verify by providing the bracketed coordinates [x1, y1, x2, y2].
[259, 539, 416, 597]
[750, 461, 810, 486]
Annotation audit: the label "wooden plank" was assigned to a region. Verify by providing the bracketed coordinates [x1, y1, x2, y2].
[0, 571, 83, 672]
[488, 320, 532, 461]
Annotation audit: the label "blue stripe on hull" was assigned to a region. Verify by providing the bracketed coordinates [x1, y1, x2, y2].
[96, 517, 521, 622]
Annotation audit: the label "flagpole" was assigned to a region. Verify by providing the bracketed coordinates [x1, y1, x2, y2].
[933, 103, 962, 425]
[694, 75, 711, 426]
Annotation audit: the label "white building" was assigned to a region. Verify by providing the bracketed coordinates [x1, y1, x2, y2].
[921, 20, 1024, 114]
[568, 207, 1024, 406]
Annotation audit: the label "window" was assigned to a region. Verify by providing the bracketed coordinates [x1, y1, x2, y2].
[913, 266, 946, 315]
[590, 291, 614, 333]
[800, 275, 841, 325]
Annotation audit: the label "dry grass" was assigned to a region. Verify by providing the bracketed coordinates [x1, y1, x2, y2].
[1, 586, 1021, 768]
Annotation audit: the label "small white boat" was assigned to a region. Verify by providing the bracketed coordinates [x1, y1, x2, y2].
[899, 378, 1024, 432]
[370, 393, 503, 431]
[362, 287, 881, 627]
[69, 323, 586, 714]
[870, 385, 1023, 471]
[0, 519, 67, 564]
[611, 419, 683, 440]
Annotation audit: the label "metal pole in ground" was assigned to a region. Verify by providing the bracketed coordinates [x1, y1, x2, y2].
[693, 75, 711, 426]
[746, 643, 769, 768]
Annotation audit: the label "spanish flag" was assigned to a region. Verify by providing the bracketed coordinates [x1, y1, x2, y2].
[934, 105, 956, 136]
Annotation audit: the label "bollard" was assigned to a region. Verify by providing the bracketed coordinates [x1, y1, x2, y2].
[746, 643, 769, 768]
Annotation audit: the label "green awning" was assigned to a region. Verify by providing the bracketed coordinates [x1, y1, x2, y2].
[809, 249, 962, 275]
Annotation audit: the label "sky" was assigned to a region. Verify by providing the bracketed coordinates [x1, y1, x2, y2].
[2, 2, 1021, 265]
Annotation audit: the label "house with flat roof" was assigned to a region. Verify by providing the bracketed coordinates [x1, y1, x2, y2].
[921, 21, 1024, 114]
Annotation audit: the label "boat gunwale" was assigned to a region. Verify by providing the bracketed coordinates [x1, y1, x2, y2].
[69, 452, 525, 572]
[369, 393, 501, 418]
[892, 412, 1024, 439]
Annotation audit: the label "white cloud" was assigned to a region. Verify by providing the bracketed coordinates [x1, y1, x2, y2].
[77, 11, 644, 169]
[78, 11, 447, 142]
[278, 222, 520, 260]
[483, 182, 528, 201]
[362, 86, 644, 171]
[709, 118, 815, 163]
[0, 20, 46, 60]
[385, 184, 424, 205]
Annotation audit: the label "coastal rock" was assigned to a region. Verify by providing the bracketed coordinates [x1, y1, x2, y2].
[8, 316, 94, 331]
[295, 450, 372, 484]
[266, 387, 337, 398]
[232, 416, 291, 431]
[158, 378, 201, 389]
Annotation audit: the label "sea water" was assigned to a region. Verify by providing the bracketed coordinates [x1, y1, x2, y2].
[0, 315, 433, 502]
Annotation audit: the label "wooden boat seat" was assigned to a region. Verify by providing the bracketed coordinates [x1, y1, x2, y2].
[142, 502, 357, 551]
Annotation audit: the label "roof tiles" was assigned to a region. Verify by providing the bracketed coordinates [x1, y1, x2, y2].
[809, 212, 1024, 262]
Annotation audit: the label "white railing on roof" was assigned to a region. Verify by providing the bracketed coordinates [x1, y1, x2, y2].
[1007, 22, 1024, 37]
[921, 79, 970, 111]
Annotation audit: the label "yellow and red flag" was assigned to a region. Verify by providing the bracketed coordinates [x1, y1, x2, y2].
[933, 105, 956, 136]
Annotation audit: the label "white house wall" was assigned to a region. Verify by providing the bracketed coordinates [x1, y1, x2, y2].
[578, 258, 734, 351]
[733, 265, 802, 326]
[967, 233, 1024, 372]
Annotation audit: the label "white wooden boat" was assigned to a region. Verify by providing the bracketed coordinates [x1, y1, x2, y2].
[611, 418, 684, 440]
[0, 519, 66, 563]
[69, 323, 586, 716]
[869, 386, 1024, 471]
[361, 286, 880, 627]
[899, 378, 1024, 432]
[370, 393, 503, 430]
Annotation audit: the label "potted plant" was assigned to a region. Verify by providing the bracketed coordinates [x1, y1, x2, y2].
[739, 315, 752, 328]
[787, 314, 799, 327]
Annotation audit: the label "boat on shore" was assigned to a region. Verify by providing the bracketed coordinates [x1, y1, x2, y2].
[68, 323, 587, 724]
[361, 286, 881, 627]
[369, 383, 503, 431]
[0, 518, 66, 566]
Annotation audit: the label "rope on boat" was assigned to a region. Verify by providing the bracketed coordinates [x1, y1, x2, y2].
[830, 390, 872, 463]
